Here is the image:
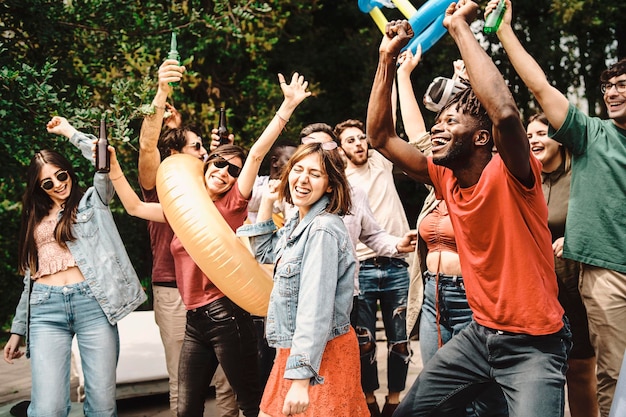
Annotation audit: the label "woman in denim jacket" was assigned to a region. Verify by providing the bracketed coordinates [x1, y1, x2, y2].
[237, 143, 368, 416]
[3, 116, 146, 417]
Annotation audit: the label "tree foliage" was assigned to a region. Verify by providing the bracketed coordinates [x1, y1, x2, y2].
[0, 0, 623, 330]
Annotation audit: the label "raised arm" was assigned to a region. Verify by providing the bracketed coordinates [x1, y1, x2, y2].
[367, 20, 431, 185]
[255, 179, 280, 224]
[109, 147, 165, 223]
[138, 59, 185, 190]
[444, 0, 531, 185]
[236, 72, 311, 199]
[46, 116, 93, 162]
[47, 116, 117, 204]
[492, 0, 569, 130]
[396, 46, 428, 142]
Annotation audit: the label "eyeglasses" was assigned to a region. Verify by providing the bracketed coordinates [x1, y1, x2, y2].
[185, 141, 203, 151]
[600, 80, 626, 94]
[40, 170, 69, 191]
[342, 133, 368, 144]
[207, 155, 242, 177]
[301, 136, 338, 150]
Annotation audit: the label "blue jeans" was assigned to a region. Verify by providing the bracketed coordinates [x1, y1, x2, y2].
[28, 281, 119, 417]
[177, 297, 262, 417]
[419, 272, 508, 417]
[419, 271, 474, 364]
[395, 320, 571, 417]
[357, 260, 410, 393]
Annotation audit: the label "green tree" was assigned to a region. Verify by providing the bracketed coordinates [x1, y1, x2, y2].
[1, 0, 624, 332]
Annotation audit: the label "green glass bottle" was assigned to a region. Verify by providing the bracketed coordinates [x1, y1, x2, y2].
[167, 32, 180, 86]
[483, 0, 505, 35]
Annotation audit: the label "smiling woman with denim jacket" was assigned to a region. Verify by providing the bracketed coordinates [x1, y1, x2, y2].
[3, 116, 146, 417]
[237, 143, 368, 417]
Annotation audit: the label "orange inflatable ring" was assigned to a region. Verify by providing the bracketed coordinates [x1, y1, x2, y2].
[156, 154, 273, 316]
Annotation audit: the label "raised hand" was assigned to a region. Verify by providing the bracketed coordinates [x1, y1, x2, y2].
[46, 116, 78, 139]
[443, 0, 479, 29]
[397, 45, 422, 78]
[158, 59, 185, 91]
[278, 72, 311, 107]
[380, 20, 414, 58]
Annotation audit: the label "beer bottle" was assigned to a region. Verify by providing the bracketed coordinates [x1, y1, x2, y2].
[96, 116, 110, 173]
[217, 107, 230, 146]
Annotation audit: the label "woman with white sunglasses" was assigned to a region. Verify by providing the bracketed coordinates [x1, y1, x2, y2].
[3, 116, 147, 417]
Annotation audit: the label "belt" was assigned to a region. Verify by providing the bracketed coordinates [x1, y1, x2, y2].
[361, 256, 408, 268]
[424, 271, 464, 287]
[152, 281, 177, 288]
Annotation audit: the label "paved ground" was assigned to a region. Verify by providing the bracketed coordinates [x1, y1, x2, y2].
[0, 340, 421, 417]
[0, 339, 573, 417]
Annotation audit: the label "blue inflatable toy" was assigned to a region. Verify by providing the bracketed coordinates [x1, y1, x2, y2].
[359, 0, 454, 54]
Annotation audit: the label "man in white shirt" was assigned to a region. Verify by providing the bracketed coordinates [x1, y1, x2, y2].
[333, 119, 412, 417]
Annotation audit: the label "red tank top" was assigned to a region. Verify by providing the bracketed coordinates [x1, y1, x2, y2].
[418, 201, 458, 254]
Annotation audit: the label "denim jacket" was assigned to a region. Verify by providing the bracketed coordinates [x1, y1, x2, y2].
[237, 195, 357, 385]
[10, 131, 147, 354]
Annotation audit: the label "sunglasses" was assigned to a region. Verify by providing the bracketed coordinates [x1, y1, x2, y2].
[301, 136, 338, 150]
[208, 155, 242, 177]
[40, 170, 69, 191]
[343, 133, 368, 144]
[185, 141, 203, 151]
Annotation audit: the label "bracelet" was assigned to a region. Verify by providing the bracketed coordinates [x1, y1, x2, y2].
[109, 174, 124, 181]
[276, 112, 289, 124]
[153, 104, 166, 110]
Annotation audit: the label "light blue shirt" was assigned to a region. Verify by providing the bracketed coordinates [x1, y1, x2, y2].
[237, 195, 356, 385]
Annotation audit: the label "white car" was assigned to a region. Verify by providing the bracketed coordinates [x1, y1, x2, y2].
[72, 310, 169, 400]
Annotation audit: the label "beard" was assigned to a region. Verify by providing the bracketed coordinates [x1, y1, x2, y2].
[344, 148, 368, 166]
[432, 139, 470, 168]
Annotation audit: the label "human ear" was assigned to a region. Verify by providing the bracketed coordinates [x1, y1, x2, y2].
[474, 130, 491, 146]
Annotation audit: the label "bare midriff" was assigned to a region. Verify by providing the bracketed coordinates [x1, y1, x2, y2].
[426, 251, 463, 276]
[36, 266, 85, 286]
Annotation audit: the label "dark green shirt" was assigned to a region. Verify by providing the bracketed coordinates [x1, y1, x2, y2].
[549, 104, 626, 273]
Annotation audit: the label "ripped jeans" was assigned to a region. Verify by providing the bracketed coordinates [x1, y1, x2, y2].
[357, 260, 411, 393]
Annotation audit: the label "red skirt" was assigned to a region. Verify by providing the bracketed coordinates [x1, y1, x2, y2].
[260, 327, 368, 416]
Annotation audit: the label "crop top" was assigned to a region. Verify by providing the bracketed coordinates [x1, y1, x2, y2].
[32, 218, 76, 279]
[418, 200, 458, 254]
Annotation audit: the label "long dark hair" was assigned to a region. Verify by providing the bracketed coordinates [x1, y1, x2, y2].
[18, 150, 83, 274]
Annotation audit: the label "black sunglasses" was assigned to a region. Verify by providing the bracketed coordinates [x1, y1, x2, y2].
[41, 170, 69, 191]
[208, 155, 242, 178]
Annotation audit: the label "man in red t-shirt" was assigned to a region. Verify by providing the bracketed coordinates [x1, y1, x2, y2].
[366, 3, 570, 417]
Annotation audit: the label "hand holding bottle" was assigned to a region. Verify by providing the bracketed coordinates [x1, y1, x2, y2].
[484, 0, 511, 34]
[217, 107, 230, 146]
[96, 116, 110, 173]
[167, 32, 181, 86]
[158, 59, 185, 92]
[209, 128, 234, 152]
